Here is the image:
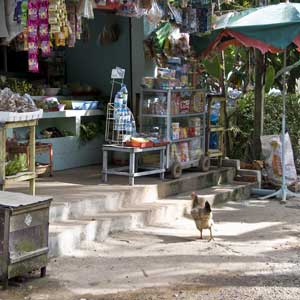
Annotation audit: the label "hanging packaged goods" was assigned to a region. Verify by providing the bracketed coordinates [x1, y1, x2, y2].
[3, 0, 84, 73]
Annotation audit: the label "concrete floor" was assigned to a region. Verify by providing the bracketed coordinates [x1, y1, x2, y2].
[1, 198, 300, 300]
[7, 165, 216, 196]
[2, 166, 300, 300]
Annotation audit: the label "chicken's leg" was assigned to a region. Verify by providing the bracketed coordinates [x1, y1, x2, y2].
[208, 227, 214, 242]
[199, 229, 203, 239]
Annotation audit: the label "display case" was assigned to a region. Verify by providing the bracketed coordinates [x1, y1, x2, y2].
[140, 88, 210, 178]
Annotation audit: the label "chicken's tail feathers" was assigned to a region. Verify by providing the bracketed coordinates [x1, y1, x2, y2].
[204, 201, 212, 212]
[191, 192, 198, 208]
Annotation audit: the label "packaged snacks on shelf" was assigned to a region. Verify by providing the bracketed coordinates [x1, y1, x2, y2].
[179, 127, 188, 139]
[171, 94, 180, 115]
[172, 122, 180, 140]
[191, 91, 205, 112]
[171, 144, 180, 162]
[180, 98, 190, 113]
[188, 117, 201, 127]
[157, 68, 176, 80]
[178, 142, 189, 162]
[188, 127, 195, 137]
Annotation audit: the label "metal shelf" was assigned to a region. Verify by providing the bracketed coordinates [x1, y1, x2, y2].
[171, 112, 205, 118]
[142, 88, 205, 93]
[142, 89, 169, 93]
[171, 136, 202, 143]
[140, 114, 168, 118]
[42, 110, 104, 119]
[141, 112, 205, 118]
[140, 87, 206, 170]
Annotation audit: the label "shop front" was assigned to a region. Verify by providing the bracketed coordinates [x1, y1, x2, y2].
[0, 0, 223, 188]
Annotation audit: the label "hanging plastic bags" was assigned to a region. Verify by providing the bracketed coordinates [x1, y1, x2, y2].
[146, 0, 163, 26]
[78, 0, 94, 19]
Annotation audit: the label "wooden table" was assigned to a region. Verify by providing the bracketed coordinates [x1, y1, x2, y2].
[0, 120, 37, 195]
[102, 145, 167, 185]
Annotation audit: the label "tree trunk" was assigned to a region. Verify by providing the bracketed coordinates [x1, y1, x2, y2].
[253, 49, 265, 160]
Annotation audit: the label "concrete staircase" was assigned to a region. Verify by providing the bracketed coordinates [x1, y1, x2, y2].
[48, 165, 256, 257]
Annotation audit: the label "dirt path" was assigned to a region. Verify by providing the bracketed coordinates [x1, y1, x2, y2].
[1, 198, 300, 300]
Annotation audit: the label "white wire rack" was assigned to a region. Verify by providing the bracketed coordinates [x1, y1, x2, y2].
[105, 69, 136, 145]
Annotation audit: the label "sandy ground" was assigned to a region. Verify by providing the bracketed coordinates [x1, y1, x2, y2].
[1, 197, 300, 300]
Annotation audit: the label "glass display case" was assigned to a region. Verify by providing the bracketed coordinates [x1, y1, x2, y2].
[140, 88, 210, 178]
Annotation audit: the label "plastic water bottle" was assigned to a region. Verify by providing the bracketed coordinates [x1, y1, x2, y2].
[114, 92, 123, 109]
[120, 84, 128, 107]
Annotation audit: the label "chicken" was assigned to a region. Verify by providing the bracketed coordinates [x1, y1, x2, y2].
[190, 192, 214, 241]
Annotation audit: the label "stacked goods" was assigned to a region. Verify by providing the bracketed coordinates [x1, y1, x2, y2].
[171, 91, 205, 114]
[151, 22, 172, 54]
[191, 91, 205, 112]
[171, 142, 190, 163]
[179, 97, 190, 113]
[188, 117, 201, 136]
[171, 118, 201, 141]
[0, 88, 42, 122]
[0, 88, 38, 112]
[172, 122, 180, 140]
[171, 139, 202, 163]
[48, 0, 69, 47]
[143, 95, 167, 115]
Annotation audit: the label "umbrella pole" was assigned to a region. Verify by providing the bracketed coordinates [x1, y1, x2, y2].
[260, 49, 300, 202]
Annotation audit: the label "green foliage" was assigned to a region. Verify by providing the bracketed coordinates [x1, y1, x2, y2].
[0, 77, 43, 96]
[228, 92, 300, 162]
[265, 65, 275, 93]
[79, 120, 105, 144]
[6, 154, 27, 176]
[202, 56, 222, 80]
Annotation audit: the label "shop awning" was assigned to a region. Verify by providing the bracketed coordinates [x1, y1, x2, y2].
[191, 3, 300, 55]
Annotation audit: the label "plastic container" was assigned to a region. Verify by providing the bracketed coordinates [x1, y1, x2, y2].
[120, 84, 128, 106]
[114, 92, 123, 109]
[45, 88, 60, 96]
[126, 140, 154, 148]
[71, 101, 100, 110]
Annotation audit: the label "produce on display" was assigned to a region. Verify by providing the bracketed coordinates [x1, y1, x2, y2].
[0, 88, 38, 112]
[0, 77, 43, 96]
[5, 153, 28, 176]
[80, 122, 99, 143]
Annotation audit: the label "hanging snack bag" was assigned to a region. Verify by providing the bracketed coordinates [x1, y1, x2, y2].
[39, 0, 51, 56]
[27, 0, 39, 72]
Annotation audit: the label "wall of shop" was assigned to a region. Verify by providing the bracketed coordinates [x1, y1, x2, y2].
[143, 18, 156, 77]
[65, 10, 132, 98]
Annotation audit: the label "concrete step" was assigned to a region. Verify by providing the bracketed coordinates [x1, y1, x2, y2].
[49, 168, 237, 223]
[49, 219, 100, 257]
[49, 185, 164, 223]
[236, 169, 261, 188]
[157, 167, 236, 199]
[163, 181, 254, 208]
[49, 200, 191, 256]
[47, 167, 240, 257]
[79, 202, 188, 240]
